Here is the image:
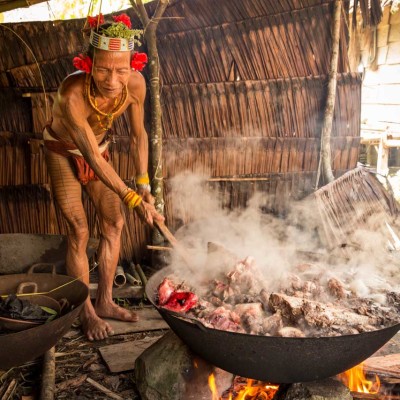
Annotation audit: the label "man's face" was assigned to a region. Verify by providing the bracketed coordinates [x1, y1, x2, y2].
[92, 50, 131, 99]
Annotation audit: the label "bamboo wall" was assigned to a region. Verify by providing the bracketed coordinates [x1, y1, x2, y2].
[0, 0, 363, 262]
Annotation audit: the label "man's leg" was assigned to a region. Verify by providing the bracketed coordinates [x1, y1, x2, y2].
[45, 150, 114, 340]
[85, 179, 139, 323]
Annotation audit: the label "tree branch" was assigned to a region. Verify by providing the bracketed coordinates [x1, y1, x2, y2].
[317, 0, 342, 186]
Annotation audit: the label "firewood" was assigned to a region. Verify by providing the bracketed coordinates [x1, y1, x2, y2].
[269, 293, 376, 329]
[55, 374, 87, 393]
[40, 347, 56, 400]
[86, 377, 124, 400]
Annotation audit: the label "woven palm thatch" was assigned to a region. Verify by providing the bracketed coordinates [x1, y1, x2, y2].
[0, 0, 384, 263]
[312, 167, 400, 248]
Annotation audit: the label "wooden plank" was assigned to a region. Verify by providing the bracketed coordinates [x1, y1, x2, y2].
[364, 65, 400, 85]
[377, 84, 400, 105]
[390, 8, 400, 24]
[377, 25, 390, 48]
[377, 45, 389, 65]
[382, 5, 391, 25]
[362, 84, 400, 105]
[386, 42, 400, 64]
[105, 307, 169, 335]
[362, 104, 400, 124]
[364, 353, 400, 379]
[388, 23, 400, 43]
[99, 335, 163, 373]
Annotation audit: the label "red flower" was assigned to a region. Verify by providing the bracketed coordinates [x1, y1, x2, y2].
[87, 14, 104, 29]
[112, 13, 132, 29]
[72, 54, 93, 73]
[131, 52, 148, 71]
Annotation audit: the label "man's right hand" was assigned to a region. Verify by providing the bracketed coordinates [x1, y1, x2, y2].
[135, 200, 164, 227]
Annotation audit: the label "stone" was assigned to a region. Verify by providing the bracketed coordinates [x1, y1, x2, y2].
[275, 379, 352, 400]
[135, 331, 233, 400]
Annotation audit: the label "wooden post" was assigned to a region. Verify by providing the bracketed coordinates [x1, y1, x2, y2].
[317, 0, 342, 187]
[130, 0, 169, 245]
[40, 347, 56, 400]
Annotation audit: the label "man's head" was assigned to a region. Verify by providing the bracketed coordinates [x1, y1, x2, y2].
[73, 13, 147, 96]
[91, 49, 131, 98]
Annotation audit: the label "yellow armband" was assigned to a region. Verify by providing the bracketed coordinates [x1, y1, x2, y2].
[123, 189, 142, 209]
[136, 172, 150, 186]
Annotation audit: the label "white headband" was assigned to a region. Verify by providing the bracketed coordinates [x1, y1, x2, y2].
[89, 30, 135, 52]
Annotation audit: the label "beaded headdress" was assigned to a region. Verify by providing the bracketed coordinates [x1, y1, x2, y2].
[87, 13, 140, 52]
[73, 13, 148, 73]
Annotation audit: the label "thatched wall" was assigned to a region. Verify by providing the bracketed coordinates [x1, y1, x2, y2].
[0, 0, 362, 263]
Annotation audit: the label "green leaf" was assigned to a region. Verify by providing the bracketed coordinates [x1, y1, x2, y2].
[40, 306, 58, 315]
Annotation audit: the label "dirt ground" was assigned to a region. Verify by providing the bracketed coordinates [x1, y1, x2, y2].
[0, 301, 168, 400]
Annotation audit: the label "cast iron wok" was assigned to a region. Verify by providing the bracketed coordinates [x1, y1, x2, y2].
[146, 267, 400, 383]
[0, 265, 88, 369]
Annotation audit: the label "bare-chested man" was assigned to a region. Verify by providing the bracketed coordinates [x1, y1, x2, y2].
[43, 13, 164, 341]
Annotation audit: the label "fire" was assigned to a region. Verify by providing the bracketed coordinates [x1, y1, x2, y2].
[337, 362, 380, 394]
[208, 374, 279, 400]
[209, 373, 220, 400]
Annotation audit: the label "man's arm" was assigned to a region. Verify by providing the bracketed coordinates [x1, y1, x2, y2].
[126, 73, 151, 194]
[58, 86, 129, 199]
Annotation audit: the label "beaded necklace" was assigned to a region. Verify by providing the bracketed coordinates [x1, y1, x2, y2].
[85, 74, 128, 131]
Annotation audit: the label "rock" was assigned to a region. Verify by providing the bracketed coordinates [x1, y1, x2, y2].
[275, 379, 352, 400]
[135, 331, 233, 400]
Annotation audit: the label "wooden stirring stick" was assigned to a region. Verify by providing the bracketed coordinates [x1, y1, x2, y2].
[137, 204, 193, 268]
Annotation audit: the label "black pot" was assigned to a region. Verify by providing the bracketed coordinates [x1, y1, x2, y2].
[146, 267, 400, 383]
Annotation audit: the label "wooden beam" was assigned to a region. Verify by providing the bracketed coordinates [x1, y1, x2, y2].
[0, 0, 47, 13]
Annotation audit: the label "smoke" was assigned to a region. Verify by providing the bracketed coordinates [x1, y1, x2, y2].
[165, 171, 400, 303]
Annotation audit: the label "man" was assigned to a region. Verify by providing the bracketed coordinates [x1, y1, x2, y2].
[43, 13, 163, 341]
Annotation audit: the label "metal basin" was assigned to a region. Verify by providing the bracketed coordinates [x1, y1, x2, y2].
[0, 234, 99, 274]
[0, 266, 88, 369]
[146, 267, 400, 383]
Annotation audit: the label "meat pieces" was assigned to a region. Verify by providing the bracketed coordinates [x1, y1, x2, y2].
[157, 278, 198, 313]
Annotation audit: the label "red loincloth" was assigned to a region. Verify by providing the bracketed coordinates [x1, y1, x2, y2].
[43, 124, 109, 185]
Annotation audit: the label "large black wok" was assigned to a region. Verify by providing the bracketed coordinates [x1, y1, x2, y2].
[146, 267, 400, 383]
[0, 265, 88, 369]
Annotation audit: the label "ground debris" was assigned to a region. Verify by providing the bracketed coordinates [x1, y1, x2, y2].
[0, 303, 165, 399]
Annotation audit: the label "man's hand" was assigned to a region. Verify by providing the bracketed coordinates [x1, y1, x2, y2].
[137, 199, 165, 227]
[136, 186, 155, 205]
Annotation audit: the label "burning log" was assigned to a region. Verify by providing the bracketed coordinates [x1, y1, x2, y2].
[269, 293, 378, 332]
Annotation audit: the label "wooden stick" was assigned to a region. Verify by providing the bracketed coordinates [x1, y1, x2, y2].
[153, 219, 194, 268]
[86, 377, 124, 400]
[56, 374, 87, 393]
[40, 347, 56, 400]
[147, 245, 172, 251]
[1, 379, 16, 400]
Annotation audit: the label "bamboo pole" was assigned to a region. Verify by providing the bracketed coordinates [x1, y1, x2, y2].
[316, 0, 342, 187]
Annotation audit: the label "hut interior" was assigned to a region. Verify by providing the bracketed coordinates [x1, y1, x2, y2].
[0, 0, 391, 264]
[2, 1, 400, 400]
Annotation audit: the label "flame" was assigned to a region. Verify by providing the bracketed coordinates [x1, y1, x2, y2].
[208, 374, 279, 400]
[209, 373, 219, 400]
[233, 380, 279, 400]
[338, 363, 380, 394]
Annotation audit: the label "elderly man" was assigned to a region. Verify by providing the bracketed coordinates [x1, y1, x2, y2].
[43, 13, 163, 340]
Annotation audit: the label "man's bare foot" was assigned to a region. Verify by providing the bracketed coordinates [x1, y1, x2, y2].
[95, 300, 139, 323]
[81, 312, 114, 341]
